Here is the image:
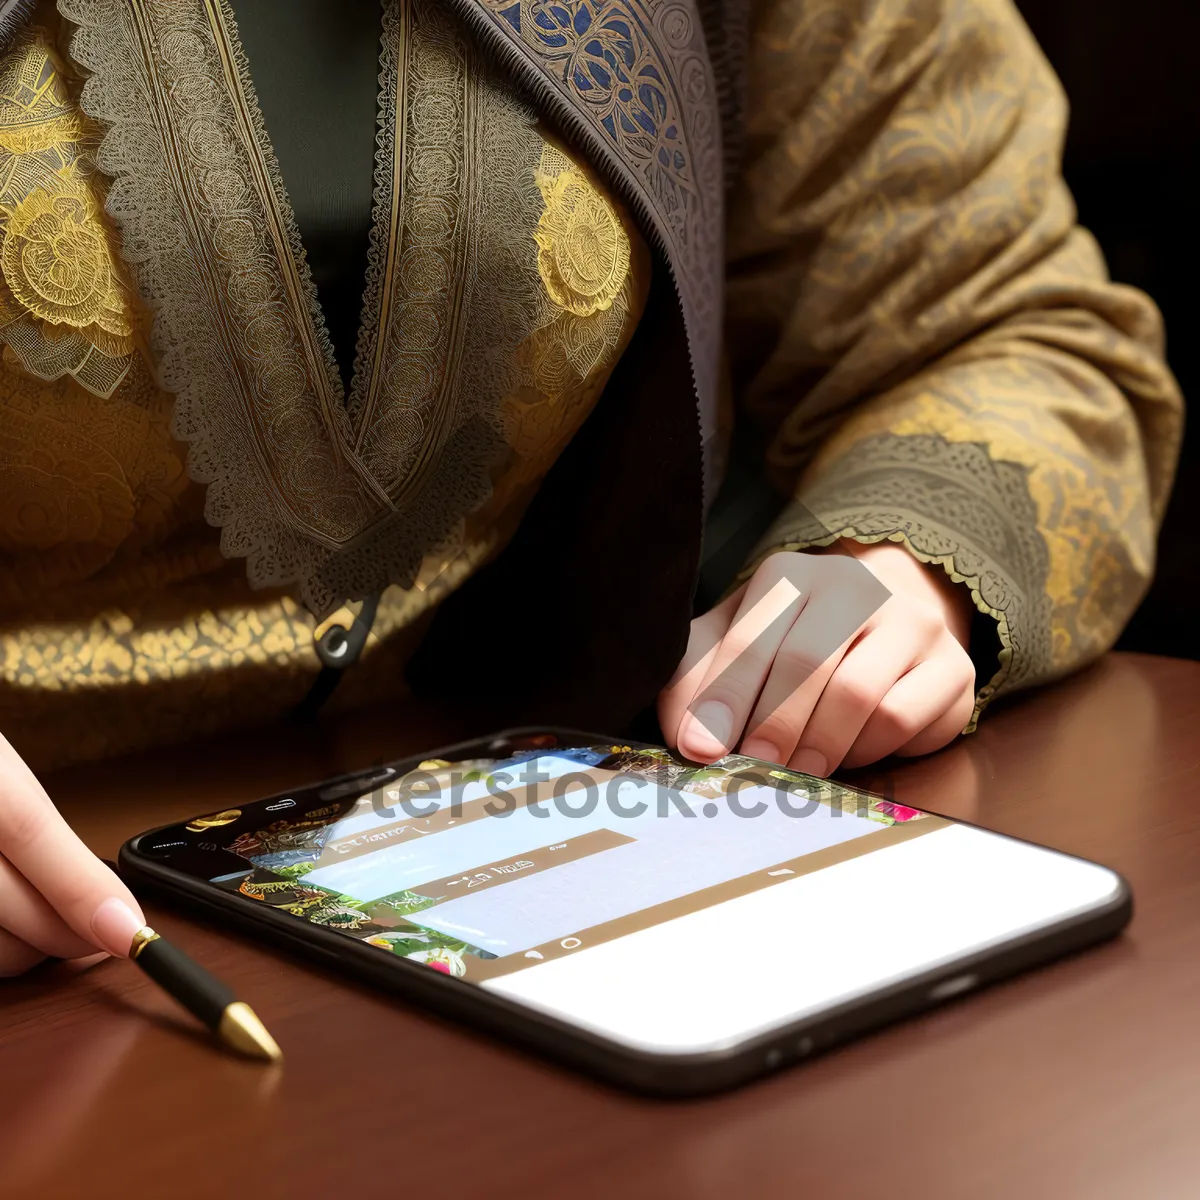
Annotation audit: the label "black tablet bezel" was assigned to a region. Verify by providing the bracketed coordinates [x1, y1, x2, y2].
[118, 727, 1133, 1097]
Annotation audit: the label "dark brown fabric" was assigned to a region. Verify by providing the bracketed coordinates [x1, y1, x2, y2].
[408, 268, 705, 730]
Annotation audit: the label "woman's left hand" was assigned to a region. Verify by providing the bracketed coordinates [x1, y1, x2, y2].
[658, 540, 977, 775]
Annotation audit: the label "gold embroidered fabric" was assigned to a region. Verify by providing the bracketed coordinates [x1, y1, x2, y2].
[0, 3, 648, 773]
[0, 0, 1184, 773]
[728, 0, 1183, 723]
[54, 0, 645, 616]
[0, 21, 137, 396]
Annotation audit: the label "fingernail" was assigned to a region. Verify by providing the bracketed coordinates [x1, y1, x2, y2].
[90, 897, 144, 958]
[791, 750, 829, 778]
[742, 739, 782, 765]
[684, 701, 733, 758]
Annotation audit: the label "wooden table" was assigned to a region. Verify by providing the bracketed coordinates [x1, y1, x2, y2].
[2, 652, 1199, 1199]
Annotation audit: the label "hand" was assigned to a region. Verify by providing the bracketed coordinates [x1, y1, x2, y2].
[1, 734, 145, 977]
[659, 541, 976, 775]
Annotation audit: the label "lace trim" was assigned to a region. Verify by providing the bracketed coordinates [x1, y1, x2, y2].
[743, 434, 1056, 732]
[348, 0, 403, 435]
[206, 0, 347, 448]
[59, 0, 550, 616]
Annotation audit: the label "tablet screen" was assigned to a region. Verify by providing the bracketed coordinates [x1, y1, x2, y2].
[200, 742, 934, 981]
[153, 735, 1121, 1053]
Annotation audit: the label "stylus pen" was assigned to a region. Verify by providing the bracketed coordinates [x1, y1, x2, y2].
[129, 926, 283, 1063]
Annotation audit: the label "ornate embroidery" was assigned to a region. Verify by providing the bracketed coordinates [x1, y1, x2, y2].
[2, 165, 133, 351]
[0, 0, 1184, 773]
[503, 138, 647, 471]
[348, 0, 490, 503]
[534, 160, 630, 316]
[464, 0, 725, 487]
[0, 19, 86, 153]
[0, 22, 138, 396]
[0, 351, 190, 597]
[0, 4, 649, 774]
[732, 0, 1183, 718]
[750, 432, 1056, 729]
[57, 0, 601, 615]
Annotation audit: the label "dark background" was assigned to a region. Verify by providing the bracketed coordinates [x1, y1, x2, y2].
[1015, 0, 1198, 659]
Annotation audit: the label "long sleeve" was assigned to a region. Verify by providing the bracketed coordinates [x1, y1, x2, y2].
[725, 0, 1184, 725]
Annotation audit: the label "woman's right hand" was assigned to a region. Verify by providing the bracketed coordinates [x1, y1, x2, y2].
[1, 734, 145, 977]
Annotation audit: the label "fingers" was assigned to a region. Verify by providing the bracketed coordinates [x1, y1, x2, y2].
[782, 604, 938, 775]
[0, 855, 97, 960]
[843, 648, 977, 769]
[0, 925, 45, 979]
[675, 563, 810, 762]
[0, 735, 144, 957]
[661, 548, 976, 775]
[736, 593, 858, 766]
[658, 585, 744, 747]
[893, 671, 977, 759]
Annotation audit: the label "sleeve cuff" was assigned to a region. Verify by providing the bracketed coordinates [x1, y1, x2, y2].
[740, 432, 1057, 731]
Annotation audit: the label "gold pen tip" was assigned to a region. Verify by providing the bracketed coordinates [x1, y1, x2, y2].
[218, 1001, 283, 1063]
[129, 926, 160, 960]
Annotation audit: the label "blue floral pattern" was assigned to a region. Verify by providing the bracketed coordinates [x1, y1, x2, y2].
[503, 2, 691, 192]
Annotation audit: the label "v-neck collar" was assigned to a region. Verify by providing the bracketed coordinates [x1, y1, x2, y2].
[229, 0, 383, 394]
[60, 0, 556, 614]
[208, 0, 399, 432]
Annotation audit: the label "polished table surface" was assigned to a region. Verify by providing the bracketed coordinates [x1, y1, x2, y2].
[3, 652, 1199, 1199]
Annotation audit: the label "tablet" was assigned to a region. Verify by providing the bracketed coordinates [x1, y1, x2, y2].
[120, 728, 1130, 1094]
